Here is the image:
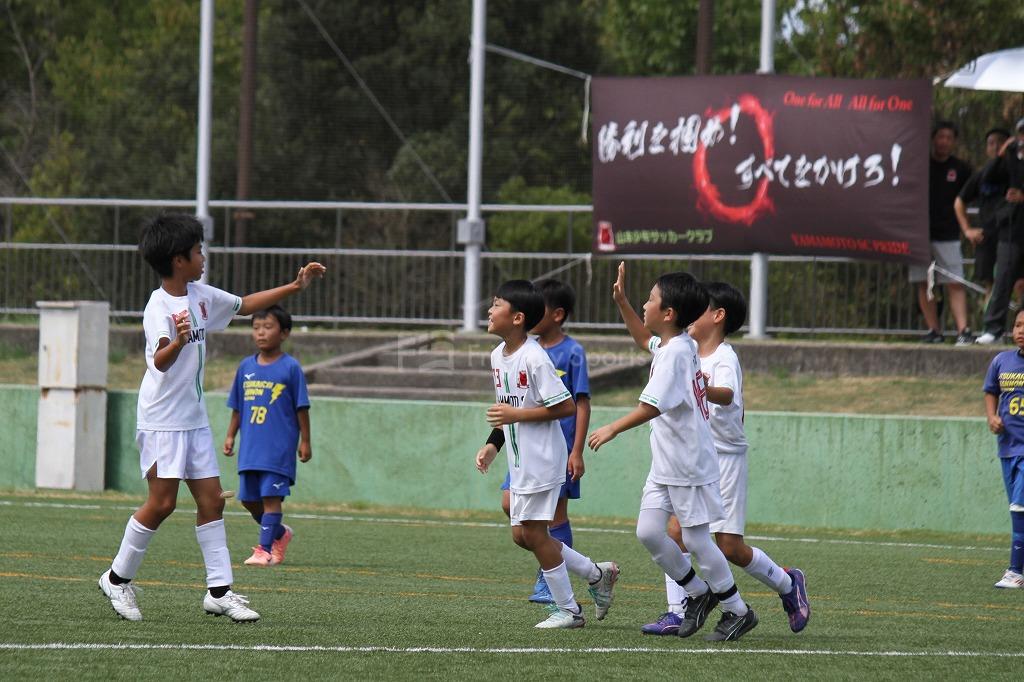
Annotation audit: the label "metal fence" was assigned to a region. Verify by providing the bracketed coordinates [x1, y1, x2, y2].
[1, 242, 968, 335]
[0, 197, 978, 335]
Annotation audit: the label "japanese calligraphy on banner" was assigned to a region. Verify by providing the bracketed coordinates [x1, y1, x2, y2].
[591, 76, 932, 263]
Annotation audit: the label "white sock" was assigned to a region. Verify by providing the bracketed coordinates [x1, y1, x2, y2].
[637, 509, 706, 596]
[718, 591, 748, 616]
[560, 543, 601, 583]
[664, 573, 687, 612]
[680, 524, 746, 615]
[744, 546, 793, 595]
[195, 519, 233, 588]
[110, 516, 156, 580]
[541, 562, 578, 613]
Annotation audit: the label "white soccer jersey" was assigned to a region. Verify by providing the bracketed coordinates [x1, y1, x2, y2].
[640, 333, 719, 486]
[700, 342, 748, 455]
[490, 338, 573, 494]
[137, 282, 241, 431]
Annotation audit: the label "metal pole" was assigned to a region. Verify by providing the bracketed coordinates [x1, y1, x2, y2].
[196, 0, 214, 284]
[234, 0, 257, 248]
[696, 0, 713, 75]
[460, 0, 486, 332]
[747, 0, 774, 339]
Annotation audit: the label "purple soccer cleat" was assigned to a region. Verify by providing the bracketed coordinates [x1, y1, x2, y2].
[779, 567, 810, 633]
[640, 611, 683, 635]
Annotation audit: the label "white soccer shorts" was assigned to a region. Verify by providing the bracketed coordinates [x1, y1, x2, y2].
[509, 485, 561, 526]
[137, 426, 220, 480]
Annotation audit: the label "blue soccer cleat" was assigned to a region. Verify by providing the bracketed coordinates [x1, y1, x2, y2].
[528, 569, 554, 604]
[640, 611, 683, 635]
[779, 567, 810, 632]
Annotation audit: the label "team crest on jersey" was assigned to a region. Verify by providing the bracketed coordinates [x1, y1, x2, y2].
[517, 370, 529, 389]
[946, 169, 957, 182]
[198, 300, 208, 320]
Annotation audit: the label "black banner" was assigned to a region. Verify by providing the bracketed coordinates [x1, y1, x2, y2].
[592, 75, 932, 263]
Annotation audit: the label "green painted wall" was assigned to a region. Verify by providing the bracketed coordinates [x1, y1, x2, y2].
[2, 387, 1009, 534]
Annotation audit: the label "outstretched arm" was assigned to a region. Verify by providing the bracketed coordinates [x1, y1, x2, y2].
[238, 262, 326, 316]
[587, 402, 660, 451]
[612, 261, 652, 351]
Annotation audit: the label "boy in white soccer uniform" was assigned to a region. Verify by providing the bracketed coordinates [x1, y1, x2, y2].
[476, 280, 618, 629]
[611, 266, 809, 634]
[98, 213, 324, 622]
[589, 270, 757, 642]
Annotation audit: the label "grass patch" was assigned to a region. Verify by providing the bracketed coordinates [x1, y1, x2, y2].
[0, 491, 1019, 679]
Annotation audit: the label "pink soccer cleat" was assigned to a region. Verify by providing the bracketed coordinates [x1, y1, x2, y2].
[243, 546, 274, 567]
[271, 525, 294, 565]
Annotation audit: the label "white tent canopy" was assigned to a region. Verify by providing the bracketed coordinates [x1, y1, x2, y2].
[943, 46, 1024, 92]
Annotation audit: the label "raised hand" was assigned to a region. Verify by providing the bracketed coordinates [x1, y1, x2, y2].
[612, 261, 627, 303]
[295, 262, 327, 290]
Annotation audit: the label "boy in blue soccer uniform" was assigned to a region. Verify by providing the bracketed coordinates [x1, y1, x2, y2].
[224, 305, 312, 566]
[983, 307, 1024, 589]
[476, 279, 591, 603]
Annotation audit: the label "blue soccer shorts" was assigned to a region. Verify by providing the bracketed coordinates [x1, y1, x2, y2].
[238, 471, 292, 502]
[1002, 456, 1024, 510]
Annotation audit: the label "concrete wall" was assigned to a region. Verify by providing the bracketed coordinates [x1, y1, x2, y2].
[3, 386, 1008, 534]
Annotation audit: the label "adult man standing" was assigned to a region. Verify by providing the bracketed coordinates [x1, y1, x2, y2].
[910, 121, 973, 344]
[977, 118, 1024, 344]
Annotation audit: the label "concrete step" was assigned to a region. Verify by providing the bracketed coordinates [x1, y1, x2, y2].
[375, 350, 492, 371]
[307, 383, 490, 402]
[314, 366, 493, 391]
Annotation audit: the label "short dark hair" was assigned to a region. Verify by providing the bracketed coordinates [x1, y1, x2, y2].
[932, 120, 958, 138]
[495, 279, 545, 331]
[705, 281, 747, 336]
[656, 272, 708, 329]
[984, 127, 1011, 142]
[252, 305, 292, 332]
[537, 279, 576, 322]
[139, 213, 204, 277]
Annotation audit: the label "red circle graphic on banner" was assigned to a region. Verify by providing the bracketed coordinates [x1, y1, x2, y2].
[693, 94, 775, 226]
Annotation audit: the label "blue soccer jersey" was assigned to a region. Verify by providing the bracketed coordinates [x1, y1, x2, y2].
[983, 350, 1024, 458]
[227, 353, 310, 482]
[544, 336, 590, 451]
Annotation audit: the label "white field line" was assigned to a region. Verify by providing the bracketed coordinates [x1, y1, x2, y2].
[0, 499, 1005, 553]
[0, 642, 1022, 658]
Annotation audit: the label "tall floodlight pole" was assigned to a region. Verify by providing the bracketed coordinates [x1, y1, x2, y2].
[459, 0, 486, 332]
[197, 0, 215, 283]
[747, 0, 774, 338]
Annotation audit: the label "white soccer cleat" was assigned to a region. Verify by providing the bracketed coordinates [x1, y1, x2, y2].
[994, 569, 1024, 589]
[203, 590, 261, 622]
[975, 332, 1000, 345]
[534, 603, 585, 629]
[98, 569, 142, 621]
[587, 561, 620, 620]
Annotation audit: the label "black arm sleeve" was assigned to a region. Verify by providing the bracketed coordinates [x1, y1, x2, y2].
[485, 427, 505, 450]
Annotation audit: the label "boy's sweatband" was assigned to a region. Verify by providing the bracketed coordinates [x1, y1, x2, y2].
[486, 428, 505, 450]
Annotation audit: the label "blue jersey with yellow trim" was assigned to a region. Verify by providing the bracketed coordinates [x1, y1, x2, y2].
[227, 353, 310, 481]
[984, 349, 1024, 459]
[542, 335, 590, 452]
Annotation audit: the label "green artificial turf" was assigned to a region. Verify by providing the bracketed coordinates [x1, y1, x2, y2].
[0, 492, 1021, 680]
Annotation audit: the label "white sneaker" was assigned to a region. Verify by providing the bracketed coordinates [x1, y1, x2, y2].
[535, 603, 585, 629]
[994, 569, 1024, 589]
[975, 332, 1000, 345]
[586, 561, 620, 620]
[98, 569, 142, 621]
[203, 590, 261, 622]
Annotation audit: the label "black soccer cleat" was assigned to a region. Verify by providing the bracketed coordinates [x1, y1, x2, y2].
[704, 605, 758, 642]
[676, 586, 718, 638]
